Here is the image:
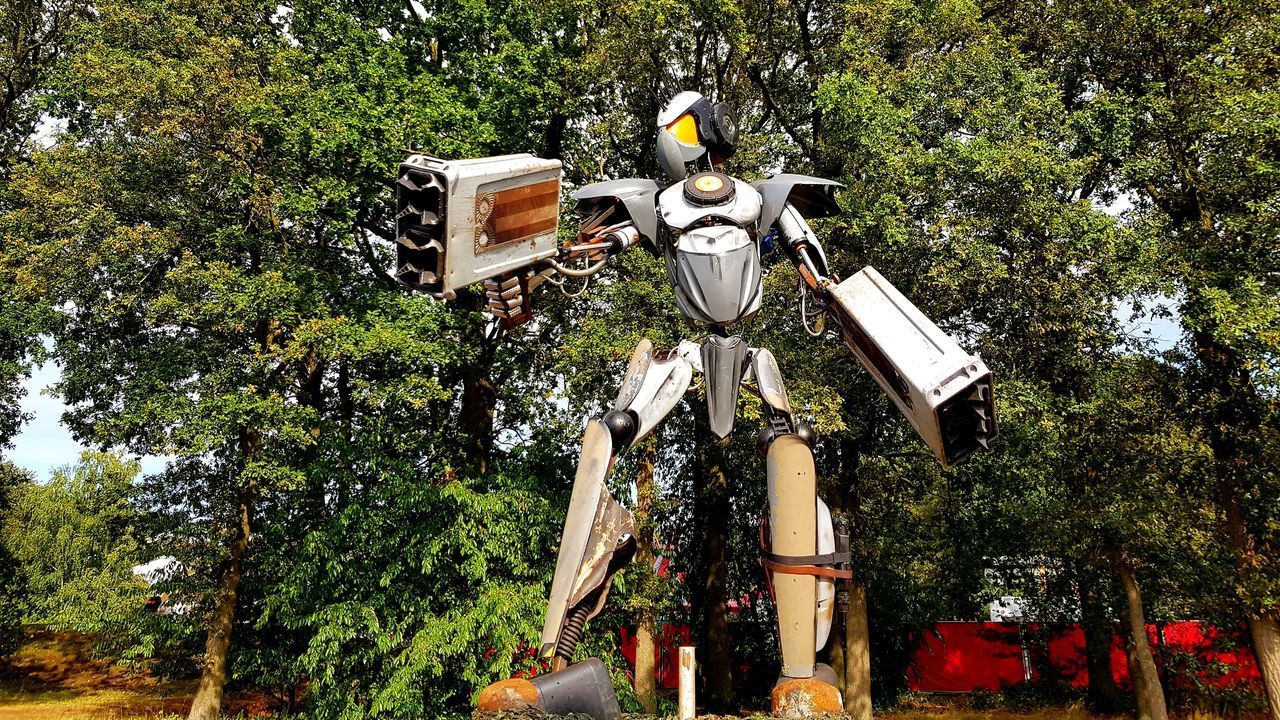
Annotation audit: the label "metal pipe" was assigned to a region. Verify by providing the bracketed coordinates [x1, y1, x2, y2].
[548, 257, 609, 278]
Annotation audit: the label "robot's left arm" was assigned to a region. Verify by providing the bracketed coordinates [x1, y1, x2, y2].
[776, 203, 836, 291]
[773, 202, 999, 468]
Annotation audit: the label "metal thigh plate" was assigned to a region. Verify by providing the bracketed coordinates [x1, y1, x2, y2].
[619, 353, 694, 444]
[701, 335, 750, 438]
[751, 348, 792, 416]
[540, 419, 614, 656]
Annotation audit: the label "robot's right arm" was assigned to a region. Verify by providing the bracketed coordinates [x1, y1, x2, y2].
[393, 154, 657, 329]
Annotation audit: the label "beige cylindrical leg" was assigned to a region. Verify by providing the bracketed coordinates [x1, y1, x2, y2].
[767, 435, 817, 678]
[678, 646, 696, 720]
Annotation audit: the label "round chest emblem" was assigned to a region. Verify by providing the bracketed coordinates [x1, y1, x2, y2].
[695, 175, 724, 192]
[682, 171, 736, 207]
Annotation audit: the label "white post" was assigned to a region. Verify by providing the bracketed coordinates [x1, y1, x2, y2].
[678, 645, 696, 720]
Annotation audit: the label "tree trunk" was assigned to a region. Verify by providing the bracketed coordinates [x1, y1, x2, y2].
[1081, 570, 1124, 713]
[455, 288, 498, 474]
[632, 442, 658, 714]
[541, 111, 568, 160]
[844, 578, 873, 720]
[828, 613, 845, 696]
[1221, 489, 1280, 720]
[1250, 613, 1280, 720]
[697, 436, 733, 712]
[460, 372, 496, 473]
[1115, 559, 1167, 720]
[188, 432, 258, 720]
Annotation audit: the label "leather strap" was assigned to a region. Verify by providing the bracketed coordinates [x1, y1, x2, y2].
[762, 558, 854, 579]
[764, 550, 851, 566]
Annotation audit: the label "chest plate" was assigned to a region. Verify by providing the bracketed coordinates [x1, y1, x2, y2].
[657, 174, 764, 325]
[658, 174, 761, 230]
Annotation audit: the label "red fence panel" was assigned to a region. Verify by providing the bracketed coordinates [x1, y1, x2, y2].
[907, 622, 1029, 692]
[907, 621, 1261, 694]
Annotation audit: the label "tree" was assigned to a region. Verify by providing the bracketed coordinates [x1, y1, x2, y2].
[1, 453, 145, 641]
[990, 1, 1280, 714]
[0, 460, 28, 656]
[0, 0, 80, 451]
[1, 0, 655, 716]
[0, 0, 489, 715]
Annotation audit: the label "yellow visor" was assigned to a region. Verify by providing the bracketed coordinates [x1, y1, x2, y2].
[666, 113, 699, 146]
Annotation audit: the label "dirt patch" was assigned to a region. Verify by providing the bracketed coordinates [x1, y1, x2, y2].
[0, 630, 152, 693]
[0, 629, 276, 718]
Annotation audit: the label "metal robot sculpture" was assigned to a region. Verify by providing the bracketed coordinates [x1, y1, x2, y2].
[393, 92, 998, 718]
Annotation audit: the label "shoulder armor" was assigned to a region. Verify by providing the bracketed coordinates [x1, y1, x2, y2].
[573, 179, 663, 246]
[752, 174, 843, 233]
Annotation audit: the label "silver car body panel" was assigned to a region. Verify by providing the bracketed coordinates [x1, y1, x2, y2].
[665, 225, 763, 324]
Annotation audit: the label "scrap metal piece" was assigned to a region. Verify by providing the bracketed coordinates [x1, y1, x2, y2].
[768, 434, 818, 679]
[483, 272, 533, 328]
[701, 335, 750, 438]
[616, 349, 693, 444]
[572, 178, 663, 249]
[530, 658, 622, 720]
[614, 338, 655, 410]
[753, 173, 844, 235]
[751, 348, 792, 416]
[476, 659, 622, 720]
[395, 153, 561, 297]
[827, 266, 997, 467]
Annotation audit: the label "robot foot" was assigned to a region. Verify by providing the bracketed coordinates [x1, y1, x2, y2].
[771, 663, 844, 717]
[474, 658, 620, 720]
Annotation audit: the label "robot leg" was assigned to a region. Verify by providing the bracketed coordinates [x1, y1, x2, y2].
[477, 340, 692, 720]
[752, 348, 851, 717]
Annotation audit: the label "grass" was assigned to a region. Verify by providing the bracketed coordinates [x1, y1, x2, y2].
[0, 630, 269, 720]
[2, 631, 1269, 719]
[0, 686, 188, 719]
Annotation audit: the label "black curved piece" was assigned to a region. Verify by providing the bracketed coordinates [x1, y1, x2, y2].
[572, 178, 663, 247]
[530, 658, 621, 720]
[601, 409, 638, 449]
[752, 173, 844, 233]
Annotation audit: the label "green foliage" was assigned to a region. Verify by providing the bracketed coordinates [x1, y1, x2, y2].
[1, 453, 148, 650]
[0, 0, 1277, 715]
[0, 460, 28, 655]
[264, 469, 561, 718]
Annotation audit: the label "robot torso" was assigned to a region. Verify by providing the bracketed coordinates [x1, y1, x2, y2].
[656, 172, 763, 326]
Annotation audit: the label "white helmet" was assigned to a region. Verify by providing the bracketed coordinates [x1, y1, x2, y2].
[656, 91, 739, 180]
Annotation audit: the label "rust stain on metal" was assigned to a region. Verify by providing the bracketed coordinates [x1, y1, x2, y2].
[474, 678, 539, 712]
[771, 677, 843, 718]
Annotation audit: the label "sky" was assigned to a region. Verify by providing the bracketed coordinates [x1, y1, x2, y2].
[8, 358, 171, 481]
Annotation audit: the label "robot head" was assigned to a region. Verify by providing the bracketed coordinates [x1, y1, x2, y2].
[656, 91, 738, 181]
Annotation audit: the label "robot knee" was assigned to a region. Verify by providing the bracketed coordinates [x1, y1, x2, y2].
[602, 409, 639, 449]
[757, 419, 815, 456]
